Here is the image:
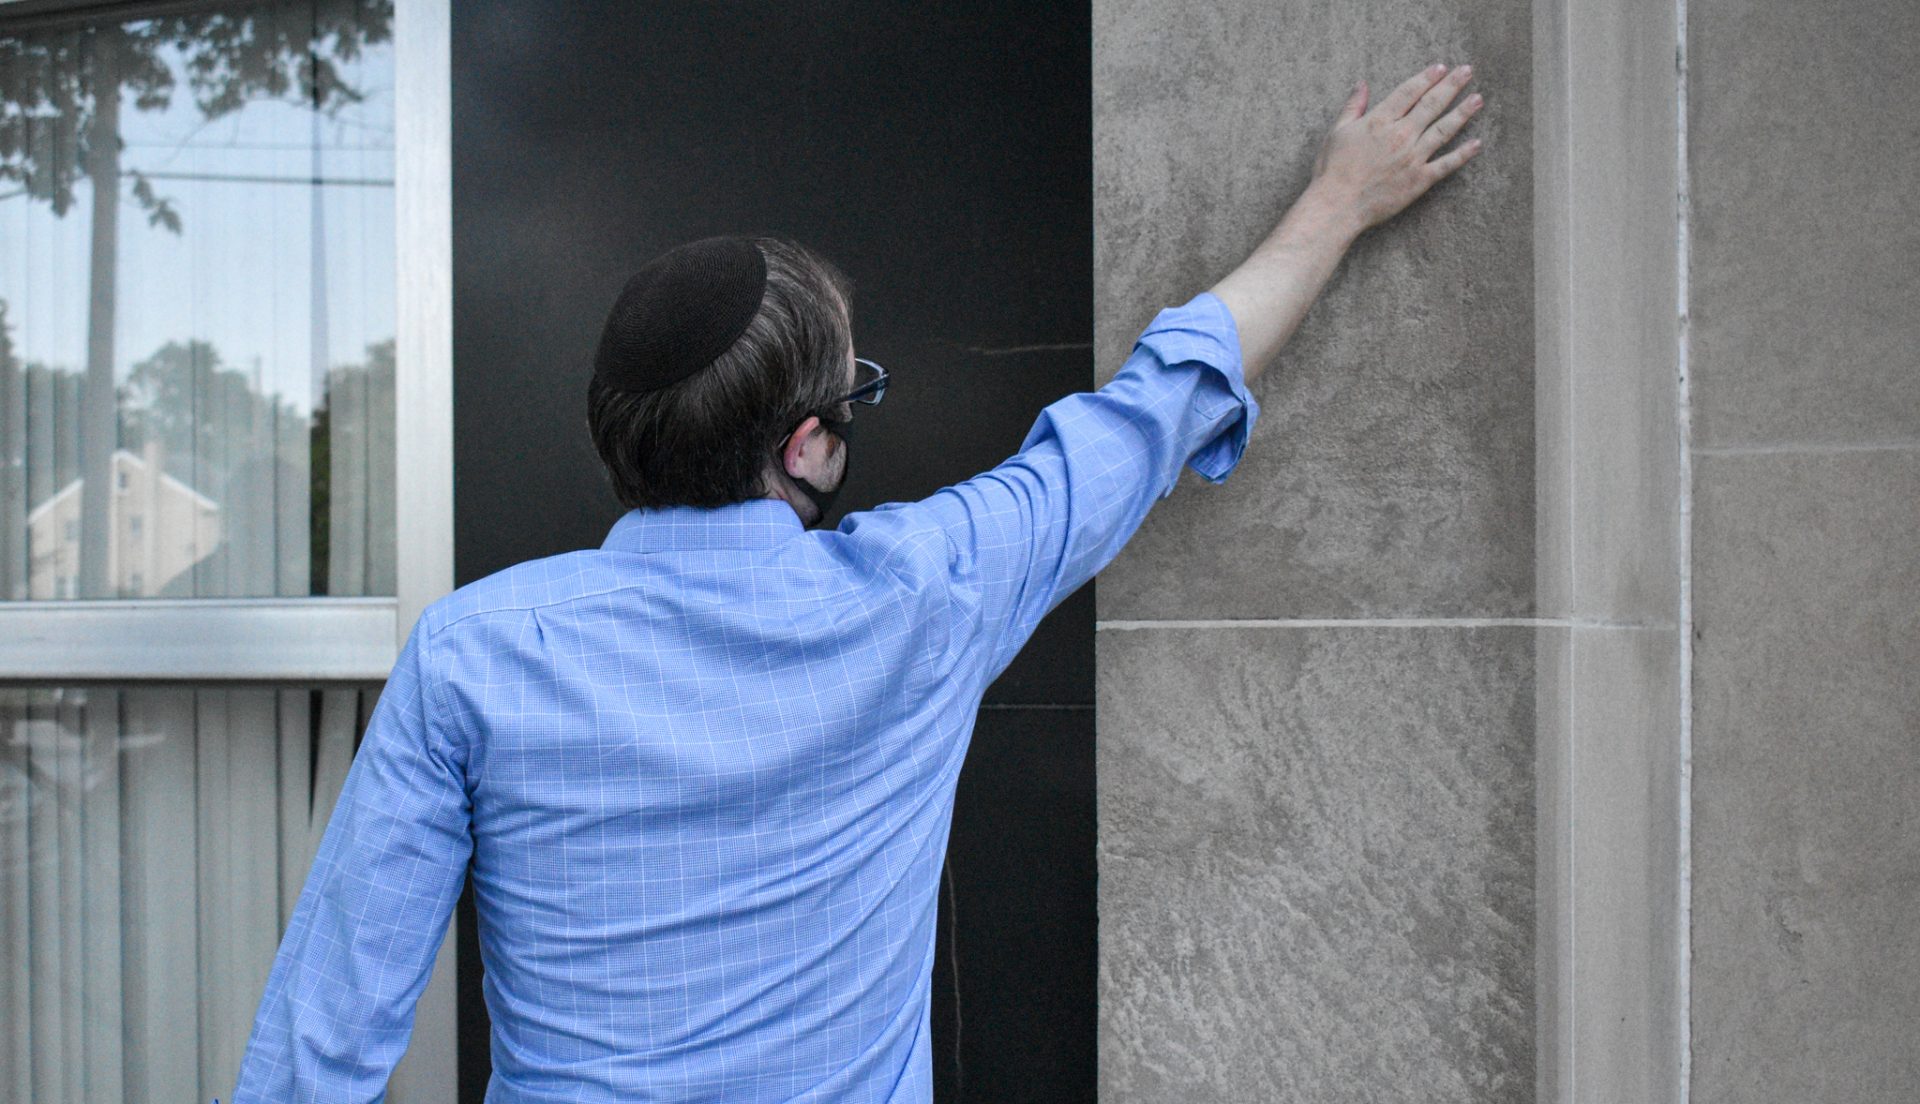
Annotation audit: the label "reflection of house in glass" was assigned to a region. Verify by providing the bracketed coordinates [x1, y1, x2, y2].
[25, 442, 221, 598]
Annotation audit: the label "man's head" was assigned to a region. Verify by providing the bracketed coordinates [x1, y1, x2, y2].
[586, 235, 858, 526]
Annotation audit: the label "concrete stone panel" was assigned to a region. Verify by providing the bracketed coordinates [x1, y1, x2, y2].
[1536, 625, 1686, 1104]
[1093, 0, 1535, 620]
[1532, 0, 1682, 625]
[1689, 0, 1920, 446]
[1098, 625, 1533, 1101]
[1690, 450, 1920, 1103]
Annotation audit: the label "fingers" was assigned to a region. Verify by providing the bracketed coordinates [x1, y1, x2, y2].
[1425, 135, 1484, 183]
[1338, 79, 1369, 123]
[1417, 91, 1484, 156]
[1408, 63, 1473, 130]
[1376, 63, 1447, 120]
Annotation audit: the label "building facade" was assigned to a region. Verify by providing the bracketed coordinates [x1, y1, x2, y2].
[2, 1, 1913, 1102]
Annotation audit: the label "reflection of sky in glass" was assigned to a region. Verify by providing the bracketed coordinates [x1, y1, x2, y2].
[0, 29, 395, 416]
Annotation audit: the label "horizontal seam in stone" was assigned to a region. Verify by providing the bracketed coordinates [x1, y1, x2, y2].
[1693, 440, 1920, 455]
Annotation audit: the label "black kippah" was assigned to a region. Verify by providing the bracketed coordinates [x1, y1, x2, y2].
[592, 235, 768, 392]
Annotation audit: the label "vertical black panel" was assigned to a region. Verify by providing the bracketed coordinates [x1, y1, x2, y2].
[452, 2, 1092, 1100]
[933, 706, 1097, 1103]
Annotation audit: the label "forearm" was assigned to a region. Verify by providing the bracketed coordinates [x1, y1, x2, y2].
[1207, 183, 1362, 386]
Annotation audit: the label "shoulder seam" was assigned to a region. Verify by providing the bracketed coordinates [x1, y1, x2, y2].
[431, 584, 634, 634]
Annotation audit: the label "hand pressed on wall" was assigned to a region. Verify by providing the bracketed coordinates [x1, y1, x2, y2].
[1310, 62, 1485, 235]
[1208, 61, 1489, 382]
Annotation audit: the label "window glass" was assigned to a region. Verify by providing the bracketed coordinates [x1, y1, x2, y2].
[1, 0, 396, 600]
[0, 681, 380, 1101]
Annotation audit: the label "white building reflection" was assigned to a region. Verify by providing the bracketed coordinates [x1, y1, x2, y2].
[25, 442, 222, 599]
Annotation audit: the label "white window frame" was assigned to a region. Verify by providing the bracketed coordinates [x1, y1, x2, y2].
[0, 1, 459, 1099]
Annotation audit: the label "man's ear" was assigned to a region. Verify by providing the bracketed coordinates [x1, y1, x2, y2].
[781, 414, 823, 477]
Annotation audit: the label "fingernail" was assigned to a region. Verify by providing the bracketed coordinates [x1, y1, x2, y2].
[1459, 64, 1473, 77]
[1430, 62, 1446, 75]
[1467, 93, 1483, 107]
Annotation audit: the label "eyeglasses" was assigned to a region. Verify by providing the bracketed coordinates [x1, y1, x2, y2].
[836, 357, 888, 408]
[780, 358, 888, 447]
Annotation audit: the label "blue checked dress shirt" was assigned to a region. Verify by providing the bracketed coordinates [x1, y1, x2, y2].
[233, 291, 1259, 1103]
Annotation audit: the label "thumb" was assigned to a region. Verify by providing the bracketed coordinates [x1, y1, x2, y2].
[1338, 79, 1368, 122]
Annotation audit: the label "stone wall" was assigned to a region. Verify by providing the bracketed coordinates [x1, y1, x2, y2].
[1687, 0, 1920, 1099]
[1096, 0, 1916, 1100]
[1094, 3, 1539, 1099]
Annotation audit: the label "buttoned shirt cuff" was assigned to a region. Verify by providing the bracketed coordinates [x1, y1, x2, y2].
[1131, 290, 1260, 484]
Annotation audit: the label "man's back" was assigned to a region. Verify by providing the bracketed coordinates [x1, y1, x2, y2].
[445, 502, 962, 1101]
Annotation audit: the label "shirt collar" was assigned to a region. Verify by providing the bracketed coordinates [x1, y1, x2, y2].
[600, 497, 806, 555]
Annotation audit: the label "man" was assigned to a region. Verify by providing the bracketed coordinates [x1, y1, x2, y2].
[235, 62, 1483, 1103]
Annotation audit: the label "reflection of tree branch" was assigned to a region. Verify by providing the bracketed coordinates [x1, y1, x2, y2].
[132, 107, 233, 172]
[0, 5, 394, 221]
[121, 140, 394, 152]
[316, 114, 394, 137]
[123, 118, 395, 170]
[252, 93, 380, 118]
[125, 167, 181, 232]
[121, 168, 393, 188]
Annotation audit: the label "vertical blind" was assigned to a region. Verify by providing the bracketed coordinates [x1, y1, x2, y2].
[1, 683, 378, 1103]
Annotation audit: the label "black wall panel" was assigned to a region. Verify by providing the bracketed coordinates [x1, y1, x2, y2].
[452, 3, 1093, 1100]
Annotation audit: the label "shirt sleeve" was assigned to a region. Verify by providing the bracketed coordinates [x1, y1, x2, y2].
[908, 290, 1258, 683]
[231, 619, 473, 1103]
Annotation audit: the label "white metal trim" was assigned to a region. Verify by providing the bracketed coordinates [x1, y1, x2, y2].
[0, 599, 398, 682]
[392, 0, 456, 649]
[385, 2, 460, 1100]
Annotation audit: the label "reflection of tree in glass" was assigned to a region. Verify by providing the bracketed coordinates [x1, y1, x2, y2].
[0, 300, 20, 599]
[0, 313, 93, 600]
[309, 337, 393, 596]
[0, 0, 393, 597]
[0, 323, 390, 599]
[121, 340, 288, 483]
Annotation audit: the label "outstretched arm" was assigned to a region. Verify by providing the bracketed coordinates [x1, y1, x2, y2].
[869, 64, 1487, 684]
[1211, 62, 1485, 385]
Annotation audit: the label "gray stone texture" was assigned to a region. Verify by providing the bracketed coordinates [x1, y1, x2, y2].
[1093, 0, 1535, 621]
[1688, 0, 1920, 1098]
[1688, 0, 1920, 446]
[1531, 0, 1688, 1099]
[1690, 450, 1920, 1104]
[1535, 626, 1685, 1104]
[1532, 0, 1682, 625]
[1098, 627, 1534, 1102]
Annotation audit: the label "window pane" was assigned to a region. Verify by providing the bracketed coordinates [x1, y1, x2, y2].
[0, 682, 380, 1102]
[0, 1, 397, 600]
